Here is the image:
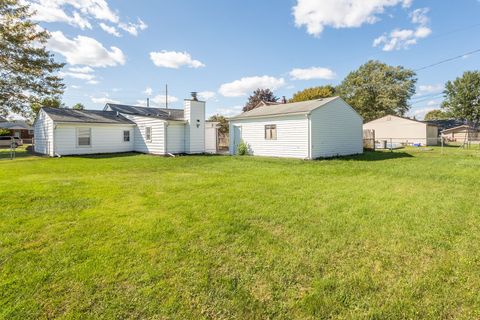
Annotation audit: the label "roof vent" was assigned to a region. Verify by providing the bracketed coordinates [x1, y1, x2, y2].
[191, 92, 198, 101]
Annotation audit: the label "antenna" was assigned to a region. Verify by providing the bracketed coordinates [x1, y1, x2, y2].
[165, 84, 168, 109]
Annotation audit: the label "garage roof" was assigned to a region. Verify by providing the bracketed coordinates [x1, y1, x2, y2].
[42, 108, 135, 124]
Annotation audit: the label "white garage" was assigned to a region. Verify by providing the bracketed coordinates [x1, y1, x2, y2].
[229, 97, 363, 159]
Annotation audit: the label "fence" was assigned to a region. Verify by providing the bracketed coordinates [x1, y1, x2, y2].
[0, 137, 17, 160]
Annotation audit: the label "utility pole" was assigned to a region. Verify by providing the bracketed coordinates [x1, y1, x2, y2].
[165, 84, 168, 109]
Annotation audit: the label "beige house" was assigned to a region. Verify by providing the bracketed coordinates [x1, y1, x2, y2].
[441, 125, 479, 142]
[363, 115, 438, 146]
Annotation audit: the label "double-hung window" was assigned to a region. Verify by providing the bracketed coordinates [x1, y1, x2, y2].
[145, 127, 152, 142]
[123, 130, 130, 142]
[77, 128, 91, 147]
[264, 125, 277, 140]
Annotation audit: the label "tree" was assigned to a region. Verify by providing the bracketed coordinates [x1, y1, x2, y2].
[208, 114, 228, 135]
[424, 109, 451, 121]
[0, 0, 65, 118]
[31, 97, 63, 114]
[442, 71, 480, 126]
[289, 85, 336, 103]
[243, 89, 278, 112]
[72, 103, 85, 110]
[336, 60, 417, 122]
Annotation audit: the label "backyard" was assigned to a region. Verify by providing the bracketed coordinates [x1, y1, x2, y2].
[1, 147, 480, 319]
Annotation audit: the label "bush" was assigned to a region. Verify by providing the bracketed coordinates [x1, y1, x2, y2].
[0, 129, 11, 136]
[237, 140, 248, 155]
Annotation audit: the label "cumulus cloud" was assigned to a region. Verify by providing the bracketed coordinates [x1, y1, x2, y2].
[289, 67, 336, 80]
[99, 23, 121, 37]
[91, 95, 120, 105]
[416, 84, 443, 95]
[293, 0, 412, 37]
[118, 19, 148, 36]
[143, 87, 153, 96]
[373, 7, 431, 51]
[209, 106, 243, 117]
[60, 65, 98, 83]
[149, 51, 205, 69]
[219, 76, 285, 97]
[136, 95, 179, 107]
[198, 91, 216, 101]
[47, 31, 125, 67]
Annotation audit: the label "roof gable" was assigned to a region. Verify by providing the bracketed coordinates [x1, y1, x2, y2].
[106, 103, 184, 121]
[42, 108, 135, 124]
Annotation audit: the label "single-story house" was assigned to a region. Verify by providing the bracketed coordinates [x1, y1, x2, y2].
[228, 96, 363, 159]
[0, 120, 34, 143]
[441, 125, 479, 142]
[34, 93, 217, 156]
[363, 115, 438, 146]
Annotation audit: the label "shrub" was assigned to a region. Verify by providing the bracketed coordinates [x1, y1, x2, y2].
[237, 140, 248, 155]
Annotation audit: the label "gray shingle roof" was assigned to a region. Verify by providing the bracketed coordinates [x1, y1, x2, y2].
[106, 103, 184, 121]
[42, 108, 135, 124]
[0, 120, 32, 130]
[229, 96, 340, 120]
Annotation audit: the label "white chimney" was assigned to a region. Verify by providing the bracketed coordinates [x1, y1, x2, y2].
[184, 93, 205, 154]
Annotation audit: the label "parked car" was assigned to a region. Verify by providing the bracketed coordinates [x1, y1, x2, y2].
[0, 136, 23, 147]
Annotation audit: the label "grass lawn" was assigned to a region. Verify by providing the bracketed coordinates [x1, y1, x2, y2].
[1, 147, 480, 319]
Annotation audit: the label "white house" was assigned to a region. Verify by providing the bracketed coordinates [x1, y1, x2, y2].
[34, 93, 217, 156]
[363, 115, 438, 146]
[229, 97, 363, 159]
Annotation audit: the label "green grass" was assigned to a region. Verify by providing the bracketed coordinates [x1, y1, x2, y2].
[1, 148, 480, 319]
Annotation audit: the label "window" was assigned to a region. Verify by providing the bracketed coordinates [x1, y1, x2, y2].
[265, 125, 277, 140]
[123, 130, 130, 142]
[77, 128, 91, 147]
[145, 127, 152, 142]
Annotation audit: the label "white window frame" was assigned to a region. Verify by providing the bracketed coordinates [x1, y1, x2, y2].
[264, 124, 277, 140]
[123, 130, 130, 142]
[145, 127, 152, 142]
[77, 127, 92, 147]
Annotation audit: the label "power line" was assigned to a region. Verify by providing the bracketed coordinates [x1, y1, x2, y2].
[414, 48, 480, 72]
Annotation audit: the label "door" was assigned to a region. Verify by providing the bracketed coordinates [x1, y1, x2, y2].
[233, 125, 242, 154]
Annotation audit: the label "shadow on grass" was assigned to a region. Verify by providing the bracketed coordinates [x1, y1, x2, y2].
[318, 151, 414, 162]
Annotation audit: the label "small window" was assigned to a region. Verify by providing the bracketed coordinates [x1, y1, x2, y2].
[145, 127, 152, 142]
[123, 130, 130, 142]
[77, 128, 91, 147]
[265, 125, 277, 140]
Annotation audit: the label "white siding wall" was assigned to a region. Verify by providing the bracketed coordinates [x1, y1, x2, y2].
[34, 110, 54, 156]
[229, 115, 309, 159]
[184, 100, 205, 154]
[122, 114, 166, 154]
[310, 99, 363, 158]
[166, 122, 185, 154]
[54, 124, 135, 155]
[363, 115, 433, 145]
[205, 122, 218, 153]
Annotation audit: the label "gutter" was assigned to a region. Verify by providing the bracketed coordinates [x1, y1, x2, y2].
[230, 111, 310, 121]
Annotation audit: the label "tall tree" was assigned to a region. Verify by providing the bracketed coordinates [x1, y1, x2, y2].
[208, 114, 228, 135]
[0, 0, 64, 118]
[337, 60, 417, 122]
[72, 103, 85, 110]
[31, 97, 63, 114]
[289, 85, 336, 103]
[243, 89, 278, 112]
[442, 71, 480, 126]
[424, 109, 451, 121]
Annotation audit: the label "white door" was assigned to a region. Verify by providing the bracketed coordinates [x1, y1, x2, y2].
[233, 125, 242, 155]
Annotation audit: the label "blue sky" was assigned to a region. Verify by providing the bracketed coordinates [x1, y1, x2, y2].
[27, 0, 480, 119]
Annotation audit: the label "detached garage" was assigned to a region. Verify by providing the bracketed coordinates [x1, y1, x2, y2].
[229, 97, 363, 159]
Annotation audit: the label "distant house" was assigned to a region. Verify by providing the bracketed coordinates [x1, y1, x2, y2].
[34, 93, 218, 156]
[441, 125, 479, 142]
[363, 115, 438, 146]
[0, 120, 34, 143]
[229, 97, 363, 159]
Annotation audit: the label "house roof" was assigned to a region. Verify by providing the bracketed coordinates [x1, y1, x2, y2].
[424, 119, 470, 131]
[442, 124, 479, 133]
[229, 96, 340, 120]
[105, 103, 184, 121]
[42, 108, 135, 124]
[0, 120, 32, 130]
[365, 114, 438, 126]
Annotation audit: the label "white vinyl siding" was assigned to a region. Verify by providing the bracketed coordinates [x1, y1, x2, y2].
[34, 110, 54, 156]
[230, 115, 309, 159]
[166, 122, 185, 154]
[121, 114, 166, 154]
[310, 98, 363, 158]
[54, 124, 135, 155]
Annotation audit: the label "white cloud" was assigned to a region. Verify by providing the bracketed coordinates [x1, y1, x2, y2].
[293, 0, 412, 37]
[68, 66, 94, 73]
[28, 1, 92, 29]
[118, 19, 148, 36]
[60, 71, 95, 81]
[373, 7, 431, 51]
[408, 106, 437, 120]
[143, 87, 153, 96]
[149, 51, 205, 69]
[91, 95, 120, 105]
[198, 91, 216, 101]
[135, 95, 179, 107]
[47, 31, 125, 67]
[219, 76, 286, 97]
[417, 84, 443, 95]
[289, 67, 336, 80]
[209, 106, 243, 117]
[99, 23, 121, 37]
[70, 85, 81, 89]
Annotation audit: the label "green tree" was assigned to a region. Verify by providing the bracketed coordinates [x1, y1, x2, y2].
[208, 114, 228, 135]
[72, 103, 85, 110]
[424, 109, 451, 121]
[0, 0, 64, 118]
[31, 97, 63, 114]
[244, 89, 278, 112]
[442, 71, 480, 126]
[337, 60, 417, 122]
[289, 85, 336, 103]
[0, 128, 10, 136]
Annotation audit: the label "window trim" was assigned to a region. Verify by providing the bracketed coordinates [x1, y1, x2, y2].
[264, 124, 277, 140]
[123, 130, 130, 142]
[76, 127, 92, 148]
[145, 126, 152, 142]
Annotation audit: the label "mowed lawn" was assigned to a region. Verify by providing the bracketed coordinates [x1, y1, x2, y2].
[1, 147, 480, 319]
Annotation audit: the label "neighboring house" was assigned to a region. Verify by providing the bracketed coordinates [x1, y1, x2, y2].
[0, 120, 34, 143]
[229, 96, 363, 159]
[34, 93, 216, 156]
[441, 125, 479, 142]
[363, 115, 438, 146]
